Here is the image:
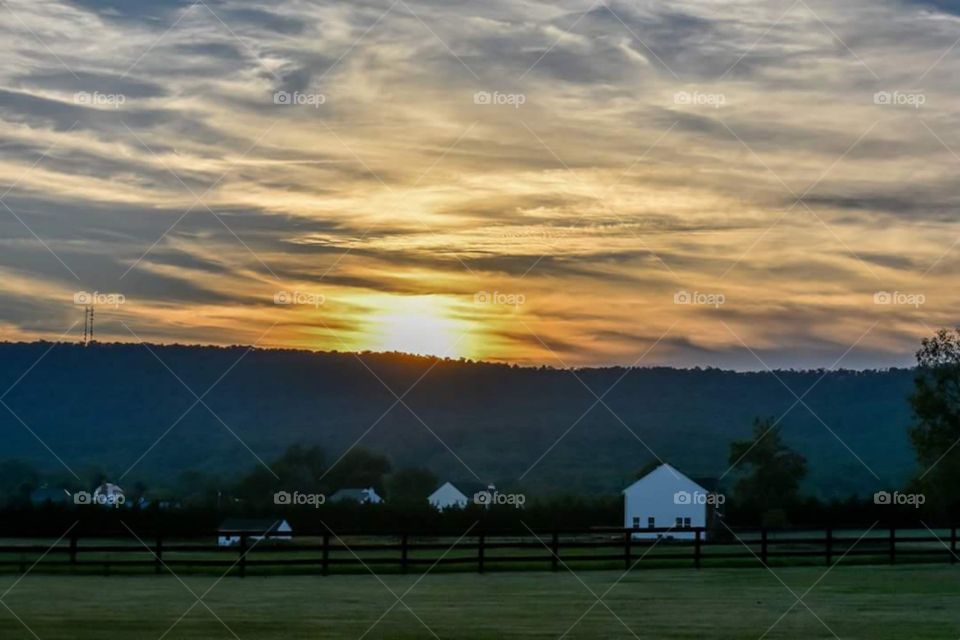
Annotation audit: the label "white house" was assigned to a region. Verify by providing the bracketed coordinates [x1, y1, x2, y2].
[217, 518, 293, 547]
[428, 482, 498, 510]
[329, 487, 383, 504]
[428, 482, 470, 510]
[622, 464, 715, 540]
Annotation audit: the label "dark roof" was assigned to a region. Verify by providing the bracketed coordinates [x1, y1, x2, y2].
[330, 488, 375, 502]
[218, 518, 287, 533]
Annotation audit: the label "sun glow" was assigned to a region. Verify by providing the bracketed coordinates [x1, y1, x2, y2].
[363, 295, 477, 359]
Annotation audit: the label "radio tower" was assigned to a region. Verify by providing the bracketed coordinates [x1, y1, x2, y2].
[82, 306, 94, 346]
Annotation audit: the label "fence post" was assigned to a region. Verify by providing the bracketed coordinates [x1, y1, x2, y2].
[623, 529, 633, 569]
[321, 533, 330, 576]
[889, 527, 896, 564]
[760, 529, 768, 567]
[155, 536, 163, 575]
[551, 531, 559, 572]
[401, 533, 409, 574]
[239, 533, 248, 578]
[478, 532, 485, 574]
[694, 529, 701, 569]
[951, 527, 957, 565]
[825, 527, 832, 566]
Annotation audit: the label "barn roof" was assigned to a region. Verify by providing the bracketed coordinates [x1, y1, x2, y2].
[437, 481, 491, 497]
[330, 488, 371, 502]
[218, 518, 289, 533]
[622, 463, 710, 494]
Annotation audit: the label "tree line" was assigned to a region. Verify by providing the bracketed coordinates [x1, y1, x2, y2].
[4, 329, 960, 533]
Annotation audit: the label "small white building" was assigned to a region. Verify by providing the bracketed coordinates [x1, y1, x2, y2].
[329, 487, 383, 504]
[217, 518, 293, 547]
[428, 482, 497, 510]
[622, 464, 714, 540]
[428, 482, 470, 510]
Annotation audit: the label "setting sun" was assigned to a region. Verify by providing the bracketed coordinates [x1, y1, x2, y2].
[363, 295, 477, 359]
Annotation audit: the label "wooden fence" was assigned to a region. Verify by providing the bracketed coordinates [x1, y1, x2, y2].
[0, 526, 956, 576]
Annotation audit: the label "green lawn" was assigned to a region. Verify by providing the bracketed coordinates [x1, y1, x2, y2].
[1, 564, 959, 639]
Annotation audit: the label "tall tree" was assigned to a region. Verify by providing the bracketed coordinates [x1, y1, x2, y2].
[0, 459, 39, 507]
[387, 468, 438, 505]
[909, 329, 960, 513]
[728, 417, 807, 525]
[234, 445, 328, 506]
[322, 449, 391, 494]
[272, 445, 327, 490]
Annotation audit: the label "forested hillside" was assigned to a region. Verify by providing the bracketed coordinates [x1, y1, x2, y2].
[0, 342, 917, 497]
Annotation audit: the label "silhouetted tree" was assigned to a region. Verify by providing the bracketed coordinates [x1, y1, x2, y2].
[0, 460, 39, 507]
[323, 449, 391, 494]
[387, 468, 438, 504]
[910, 328, 960, 515]
[728, 417, 807, 526]
[273, 444, 327, 489]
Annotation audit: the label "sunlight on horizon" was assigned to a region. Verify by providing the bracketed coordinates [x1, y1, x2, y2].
[361, 294, 479, 359]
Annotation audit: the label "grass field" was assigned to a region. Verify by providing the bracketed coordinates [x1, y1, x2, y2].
[1, 564, 959, 639]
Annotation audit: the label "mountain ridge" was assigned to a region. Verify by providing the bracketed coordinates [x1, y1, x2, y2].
[0, 341, 918, 497]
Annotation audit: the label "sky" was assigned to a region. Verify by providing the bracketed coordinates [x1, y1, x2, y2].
[0, 0, 959, 369]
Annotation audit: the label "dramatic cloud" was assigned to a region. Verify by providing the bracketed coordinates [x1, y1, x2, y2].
[1, 0, 958, 368]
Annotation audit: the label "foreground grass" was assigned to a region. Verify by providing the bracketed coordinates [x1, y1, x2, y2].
[1, 564, 958, 639]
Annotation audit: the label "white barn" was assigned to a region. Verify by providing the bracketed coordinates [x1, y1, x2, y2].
[428, 482, 470, 510]
[427, 482, 496, 510]
[218, 518, 293, 547]
[622, 464, 714, 540]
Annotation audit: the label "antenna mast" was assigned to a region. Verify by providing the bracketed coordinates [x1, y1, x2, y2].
[82, 306, 94, 346]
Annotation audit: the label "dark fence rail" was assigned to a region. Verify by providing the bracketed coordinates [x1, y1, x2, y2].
[0, 526, 956, 576]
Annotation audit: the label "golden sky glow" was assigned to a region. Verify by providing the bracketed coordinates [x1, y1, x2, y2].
[1, 0, 959, 368]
